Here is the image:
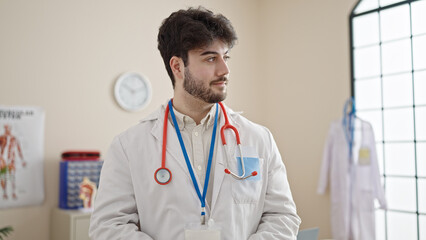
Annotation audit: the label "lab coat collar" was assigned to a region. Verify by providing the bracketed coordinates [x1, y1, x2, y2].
[139, 100, 241, 123]
[139, 105, 162, 122]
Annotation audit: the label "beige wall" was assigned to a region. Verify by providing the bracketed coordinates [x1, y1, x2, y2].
[259, 0, 357, 238]
[0, 0, 356, 239]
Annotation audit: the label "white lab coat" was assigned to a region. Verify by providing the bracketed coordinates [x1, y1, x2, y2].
[89, 103, 301, 240]
[317, 117, 387, 240]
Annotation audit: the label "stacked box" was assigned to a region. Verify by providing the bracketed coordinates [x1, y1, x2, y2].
[59, 160, 103, 209]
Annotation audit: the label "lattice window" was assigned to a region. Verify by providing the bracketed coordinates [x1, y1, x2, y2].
[350, 0, 426, 239]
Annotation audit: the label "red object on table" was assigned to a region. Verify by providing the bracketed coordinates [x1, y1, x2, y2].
[61, 151, 100, 161]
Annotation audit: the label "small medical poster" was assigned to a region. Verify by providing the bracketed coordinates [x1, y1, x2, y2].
[0, 106, 45, 209]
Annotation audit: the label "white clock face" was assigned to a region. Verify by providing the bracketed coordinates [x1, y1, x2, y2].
[114, 72, 152, 111]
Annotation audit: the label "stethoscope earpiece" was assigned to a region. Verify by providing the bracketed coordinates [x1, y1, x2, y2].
[224, 168, 258, 180]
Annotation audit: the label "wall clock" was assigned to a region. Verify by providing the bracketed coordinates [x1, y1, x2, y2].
[114, 72, 152, 112]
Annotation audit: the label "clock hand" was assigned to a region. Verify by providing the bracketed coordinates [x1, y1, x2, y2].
[123, 84, 138, 94]
[123, 84, 133, 92]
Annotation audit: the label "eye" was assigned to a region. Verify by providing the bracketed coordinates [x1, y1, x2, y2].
[223, 55, 231, 62]
[206, 57, 216, 62]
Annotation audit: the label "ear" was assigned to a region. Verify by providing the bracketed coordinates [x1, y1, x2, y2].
[169, 56, 184, 81]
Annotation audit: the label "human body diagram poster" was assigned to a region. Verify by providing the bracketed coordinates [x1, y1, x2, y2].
[0, 106, 45, 209]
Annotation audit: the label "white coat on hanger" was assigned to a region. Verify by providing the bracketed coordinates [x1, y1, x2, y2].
[318, 116, 387, 240]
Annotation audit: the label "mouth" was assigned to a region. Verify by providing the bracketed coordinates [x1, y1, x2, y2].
[210, 79, 228, 86]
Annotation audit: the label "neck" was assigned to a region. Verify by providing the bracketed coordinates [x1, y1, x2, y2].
[172, 94, 214, 125]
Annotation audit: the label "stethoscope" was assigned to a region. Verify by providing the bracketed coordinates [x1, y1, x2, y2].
[154, 99, 258, 185]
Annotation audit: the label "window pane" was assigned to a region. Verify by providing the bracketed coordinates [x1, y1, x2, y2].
[380, 0, 406, 7]
[387, 211, 418, 240]
[383, 108, 414, 141]
[383, 73, 413, 108]
[416, 106, 426, 140]
[420, 215, 426, 240]
[355, 0, 379, 14]
[353, 13, 380, 47]
[385, 143, 415, 176]
[380, 5, 410, 42]
[419, 179, 426, 213]
[375, 209, 386, 240]
[382, 39, 412, 75]
[412, 0, 426, 36]
[355, 78, 382, 110]
[413, 35, 426, 71]
[414, 70, 426, 105]
[386, 177, 416, 211]
[354, 46, 381, 79]
[357, 110, 383, 141]
[418, 142, 426, 177]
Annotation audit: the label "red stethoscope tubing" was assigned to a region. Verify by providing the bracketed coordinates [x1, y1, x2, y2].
[218, 102, 240, 145]
[154, 104, 172, 185]
[162, 104, 169, 168]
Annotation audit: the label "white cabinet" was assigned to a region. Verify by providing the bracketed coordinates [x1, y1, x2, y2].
[50, 208, 91, 240]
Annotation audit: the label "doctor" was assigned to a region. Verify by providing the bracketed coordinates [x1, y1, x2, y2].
[89, 6, 300, 240]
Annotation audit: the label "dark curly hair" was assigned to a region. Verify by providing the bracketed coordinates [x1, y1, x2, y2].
[157, 6, 237, 87]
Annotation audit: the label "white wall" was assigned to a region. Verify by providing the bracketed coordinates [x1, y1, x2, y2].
[0, 0, 356, 239]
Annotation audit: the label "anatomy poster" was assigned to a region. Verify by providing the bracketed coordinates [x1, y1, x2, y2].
[0, 106, 45, 209]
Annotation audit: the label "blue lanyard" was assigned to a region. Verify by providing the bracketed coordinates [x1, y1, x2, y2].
[343, 98, 356, 161]
[343, 113, 355, 160]
[167, 100, 219, 216]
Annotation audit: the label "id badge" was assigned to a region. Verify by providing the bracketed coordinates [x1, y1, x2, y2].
[358, 147, 371, 165]
[184, 220, 221, 240]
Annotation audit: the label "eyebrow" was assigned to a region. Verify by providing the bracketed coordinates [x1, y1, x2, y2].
[200, 50, 229, 56]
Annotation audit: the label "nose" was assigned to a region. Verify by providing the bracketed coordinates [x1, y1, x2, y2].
[217, 57, 230, 77]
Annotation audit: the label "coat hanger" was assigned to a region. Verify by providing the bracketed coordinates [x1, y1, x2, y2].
[343, 97, 356, 118]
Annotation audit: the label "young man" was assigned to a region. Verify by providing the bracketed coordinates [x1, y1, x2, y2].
[90, 7, 301, 239]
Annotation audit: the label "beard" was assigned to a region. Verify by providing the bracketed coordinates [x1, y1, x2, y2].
[183, 68, 227, 103]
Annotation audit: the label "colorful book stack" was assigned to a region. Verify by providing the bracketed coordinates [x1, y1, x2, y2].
[58, 151, 103, 209]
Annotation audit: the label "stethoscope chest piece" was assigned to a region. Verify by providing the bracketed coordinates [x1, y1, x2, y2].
[154, 167, 172, 185]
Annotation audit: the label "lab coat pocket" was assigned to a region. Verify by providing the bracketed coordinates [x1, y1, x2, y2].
[231, 157, 263, 204]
